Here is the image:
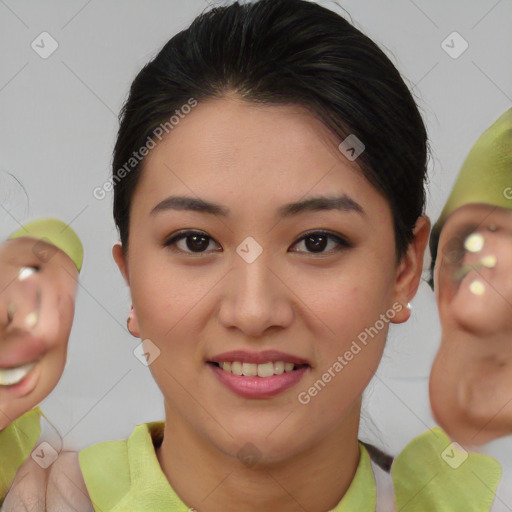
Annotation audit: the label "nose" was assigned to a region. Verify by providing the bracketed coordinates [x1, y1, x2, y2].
[218, 249, 294, 338]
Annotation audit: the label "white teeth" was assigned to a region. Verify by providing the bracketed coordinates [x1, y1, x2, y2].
[242, 362, 258, 377]
[0, 361, 37, 386]
[216, 360, 303, 377]
[257, 362, 274, 378]
[274, 361, 284, 375]
[231, 361, 243, 376]
[284, 362, 294, 372]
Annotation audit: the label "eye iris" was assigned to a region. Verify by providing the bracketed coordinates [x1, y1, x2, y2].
[187, 234, 209, 252]
[305, 234, 328, 253]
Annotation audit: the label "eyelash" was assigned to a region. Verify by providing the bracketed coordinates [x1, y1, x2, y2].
[163, 229, 352, 257]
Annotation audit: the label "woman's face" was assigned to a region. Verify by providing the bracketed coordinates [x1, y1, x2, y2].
[113, 96, 425, 463]
[0, 238, 77, 429]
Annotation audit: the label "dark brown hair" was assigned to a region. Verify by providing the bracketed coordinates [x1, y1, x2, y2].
[111, 0, 428, 264]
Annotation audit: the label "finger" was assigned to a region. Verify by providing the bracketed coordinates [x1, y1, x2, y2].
[1, 456, 48, 512]
[47, 452, 94, 512]
[5, 276, 42, 332]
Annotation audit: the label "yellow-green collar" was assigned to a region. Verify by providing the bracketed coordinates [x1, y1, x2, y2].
[79, 422, 376, 512]
[330, 442, 376, 511]
[392, 427, 501, 512]
[0, 407, 42, 504]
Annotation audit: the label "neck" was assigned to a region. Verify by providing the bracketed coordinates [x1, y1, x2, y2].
[156, 401, 362, 512]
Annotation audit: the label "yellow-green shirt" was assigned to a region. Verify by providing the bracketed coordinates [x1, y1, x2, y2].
[79, 424, 502, 511]
[0, 408, 42, 505]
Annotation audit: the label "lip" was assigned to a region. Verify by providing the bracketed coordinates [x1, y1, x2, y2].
[0, 332, 48, 369]
[208, 350, 310, 366]
[208, 362, 309, 399]
[0, 360, 41, 398]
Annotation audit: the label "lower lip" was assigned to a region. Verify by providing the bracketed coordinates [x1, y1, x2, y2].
[208, 362, 309, 399]
[0, 362, 41, 399]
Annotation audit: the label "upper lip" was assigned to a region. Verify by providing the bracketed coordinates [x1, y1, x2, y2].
[208, 350, 310, 366]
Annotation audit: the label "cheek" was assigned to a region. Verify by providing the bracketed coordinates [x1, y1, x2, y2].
[133, 267, 208, 330]
[280, 269, 393, 383]
[130, 256, 211, 364]
[313, 264, 394, 332]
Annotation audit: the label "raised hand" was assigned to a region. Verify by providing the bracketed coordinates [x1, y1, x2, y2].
[430, 204, 512, 445]
[0, 235, 79, 430]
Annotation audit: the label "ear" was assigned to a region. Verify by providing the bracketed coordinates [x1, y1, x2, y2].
[112, 242, 129, 286]
[390, 215, 431, 324]
[112, 242, 141, 338]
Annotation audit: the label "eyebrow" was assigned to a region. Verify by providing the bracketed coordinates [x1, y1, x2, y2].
[150, 194, 365, 219]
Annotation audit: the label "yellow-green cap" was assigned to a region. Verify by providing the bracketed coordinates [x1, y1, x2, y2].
[8, 218, 84, 273]
[430, 108, 512, 259]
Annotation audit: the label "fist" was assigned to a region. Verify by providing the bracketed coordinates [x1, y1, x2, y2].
[0, 237, 78, 430]
[430, 204, 512, 445]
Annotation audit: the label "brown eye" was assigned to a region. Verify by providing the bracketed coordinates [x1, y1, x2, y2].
[163, 229, 351, 257]
[290, 231, 351, 255]
[163, 230, 220, 255]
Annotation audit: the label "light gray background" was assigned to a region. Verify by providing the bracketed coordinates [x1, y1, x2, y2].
[1, 0, 511, 475]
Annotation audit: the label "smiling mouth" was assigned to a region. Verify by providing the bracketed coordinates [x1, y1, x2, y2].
[207, 361, 309, 377]
[0, 361, 38, 386]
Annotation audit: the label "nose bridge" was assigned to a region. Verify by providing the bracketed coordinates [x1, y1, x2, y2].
[234, 240, 276, 310]
[220, 237, 291, 335]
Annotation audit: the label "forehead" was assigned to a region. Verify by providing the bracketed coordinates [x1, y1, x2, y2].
[133, 96, 387, 220]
